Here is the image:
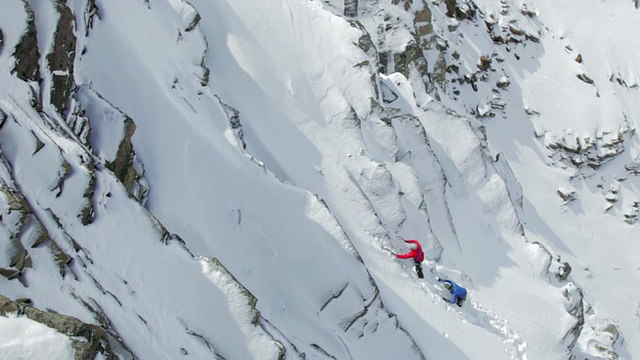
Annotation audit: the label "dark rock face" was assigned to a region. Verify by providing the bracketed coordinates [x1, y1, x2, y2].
[83, 0, 100, 36]
[12, 1, 41, 83]
[561, 284, 585, 349]
[48, 1, 77, 115]
[0, 184, 34, 280]
[105, 117, 138, 190]
[0, 295, 19, 314]
[185, 12, 201, 32]
[557, 261, 572, 281]
[444, 0, 457, 17]
[344, 0, 358, 17]
[69, 86, 148, 203]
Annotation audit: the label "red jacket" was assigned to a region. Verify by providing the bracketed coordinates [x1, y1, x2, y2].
[396, 239, 424, 262]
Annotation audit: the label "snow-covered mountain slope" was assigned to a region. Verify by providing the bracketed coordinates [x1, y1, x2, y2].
[0, 0, 639, 359]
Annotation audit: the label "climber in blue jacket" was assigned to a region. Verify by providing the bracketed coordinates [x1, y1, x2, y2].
[436, 277, 467, 307]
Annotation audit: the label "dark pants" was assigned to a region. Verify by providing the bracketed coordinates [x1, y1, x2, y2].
[415, 261, 424, 278]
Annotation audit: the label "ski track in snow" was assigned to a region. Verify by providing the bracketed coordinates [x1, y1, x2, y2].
[406, 264, 529, 359]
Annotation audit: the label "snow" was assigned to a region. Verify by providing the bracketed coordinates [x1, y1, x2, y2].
[0, 0, 639, 359]
[0, 315, 74, 360]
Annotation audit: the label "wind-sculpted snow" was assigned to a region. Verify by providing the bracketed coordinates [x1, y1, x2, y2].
[0, 96, 289, 358]
[179, 0, 572, 358]
[0, 0, 425, 358]
[0, 1, 302, 359]
[1, 0, 639, 359]
[320, 0, 632, 358]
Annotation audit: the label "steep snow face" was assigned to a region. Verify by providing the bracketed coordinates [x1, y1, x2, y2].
[433, 0, 640, 358]
[1, 0, 639, 359]
[74, 1, 424, 359]
[0, 315, 74, 359]
[511, 0, 640, 136]
[1, 0, 422, 359]
[76, 0, 572, 358]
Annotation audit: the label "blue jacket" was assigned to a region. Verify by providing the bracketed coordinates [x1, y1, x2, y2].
[440, 279, 467, 304]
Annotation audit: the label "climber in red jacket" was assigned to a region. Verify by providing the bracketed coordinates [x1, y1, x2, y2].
[395, 239, 424, 278]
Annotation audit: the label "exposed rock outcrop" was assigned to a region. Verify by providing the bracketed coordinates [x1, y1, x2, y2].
[83, 0, 100, 36]
[105, 116, 138, 189]
[345, 0, 358, 17]
[444, 0, 477, 20]
[48, 1, 77, 115]
[216, 95, 246, 149]
[561, 283, 585, 350]
[70, 86, 149, 203]
[547, 127, 632, 171]
[12, 1, 41, 83]
[0, 294, 118, 360]
[444, 0, 457, 18]
[0, 157, 73, 279]
[0, 181, 32, 280]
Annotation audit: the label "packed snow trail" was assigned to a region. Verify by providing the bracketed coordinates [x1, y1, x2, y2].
[397, 257, 529, 359]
